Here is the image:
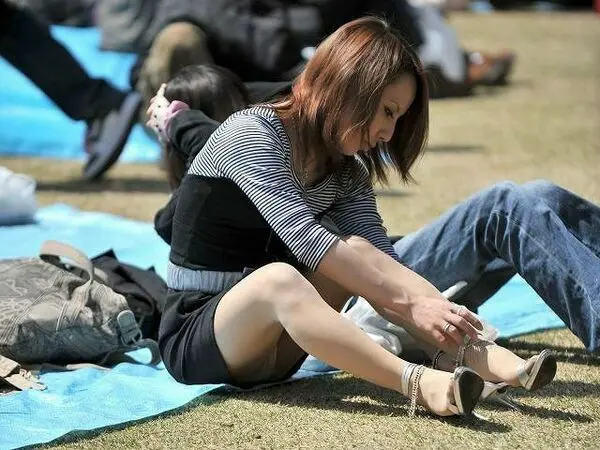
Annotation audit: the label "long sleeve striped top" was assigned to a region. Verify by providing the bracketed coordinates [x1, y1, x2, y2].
[180, 105, 398, 271]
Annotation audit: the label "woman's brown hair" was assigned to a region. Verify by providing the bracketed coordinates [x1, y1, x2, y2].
[274, 16, 429, 185]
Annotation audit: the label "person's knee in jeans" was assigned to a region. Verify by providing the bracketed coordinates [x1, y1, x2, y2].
[458, 181, 520, 219]
[521, 179, 558, 199]
[137, 22, 214, 122]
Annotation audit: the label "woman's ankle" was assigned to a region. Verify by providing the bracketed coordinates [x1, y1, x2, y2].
[402, 365, 460, 417]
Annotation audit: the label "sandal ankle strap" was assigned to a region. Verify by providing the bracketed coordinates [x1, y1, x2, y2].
[431, 350, 444, 370]
[409, 365, 425, 417]
[400, 362, 417, 397]
[456, 335, 472, 367]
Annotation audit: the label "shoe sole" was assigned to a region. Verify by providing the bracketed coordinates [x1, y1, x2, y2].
[82, 92, 142, 181]
[526, 349, 557, 391]
[455, 367, 484, 416]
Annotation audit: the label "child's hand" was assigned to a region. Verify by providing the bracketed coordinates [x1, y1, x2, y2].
[146, 84, 189, 144]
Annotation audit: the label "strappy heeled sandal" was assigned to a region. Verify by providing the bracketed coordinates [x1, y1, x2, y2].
[431, 346, 501, 402]
[400, 363, 484, 417]
[516, 349, 557, 391]
[432, 343, 556, 393]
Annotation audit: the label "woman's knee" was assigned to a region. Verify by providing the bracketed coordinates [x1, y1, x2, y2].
[260, 262, 317, 311]
[261, 262, 307, 290]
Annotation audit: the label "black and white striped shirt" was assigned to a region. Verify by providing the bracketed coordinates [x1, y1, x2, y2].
[185, 105, 398, 271]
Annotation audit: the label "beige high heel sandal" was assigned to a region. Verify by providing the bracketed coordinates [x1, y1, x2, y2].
[400, 363, 484, 417]
[516, 349, 557, 391]
[431, 345, 503, 400]
[432, 341, 557, 393]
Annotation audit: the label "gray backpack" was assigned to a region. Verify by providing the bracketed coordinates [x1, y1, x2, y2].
[0, 240, 160, 392]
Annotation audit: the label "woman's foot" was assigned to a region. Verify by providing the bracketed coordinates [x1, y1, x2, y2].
[400, 363, 483, 417]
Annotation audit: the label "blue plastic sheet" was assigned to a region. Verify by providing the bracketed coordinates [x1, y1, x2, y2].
[0, 26, 159, 162]
[0, 204, 565, 449]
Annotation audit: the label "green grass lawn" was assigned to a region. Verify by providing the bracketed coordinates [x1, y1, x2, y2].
[2, 11, 599, 450]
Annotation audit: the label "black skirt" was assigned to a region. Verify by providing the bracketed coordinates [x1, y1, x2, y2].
[158, 288, 308, 388]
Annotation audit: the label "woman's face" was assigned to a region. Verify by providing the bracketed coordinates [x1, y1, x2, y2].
[340, 73, 416, 156]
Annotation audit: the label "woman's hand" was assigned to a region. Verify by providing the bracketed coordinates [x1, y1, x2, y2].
[410, 295, 483, 346]
[383, 294, 483, 347]
[145, 84, 189, 144]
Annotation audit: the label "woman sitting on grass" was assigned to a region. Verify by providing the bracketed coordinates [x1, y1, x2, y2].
[146, 17, 572, 418]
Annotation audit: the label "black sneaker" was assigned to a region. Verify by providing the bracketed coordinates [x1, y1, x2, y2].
[83, 91, 142, 180]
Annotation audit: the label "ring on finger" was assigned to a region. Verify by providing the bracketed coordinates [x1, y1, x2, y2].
[443, 322, 452, 334]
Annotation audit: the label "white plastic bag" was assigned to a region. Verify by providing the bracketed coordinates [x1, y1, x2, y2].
[344, 282, 499, 357]
[0, 166, 37, 225]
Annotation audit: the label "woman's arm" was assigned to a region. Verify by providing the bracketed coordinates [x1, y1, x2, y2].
[320, 162, 481, 345]
[317, 236, 481, 347]
[168, 109, 221, 164]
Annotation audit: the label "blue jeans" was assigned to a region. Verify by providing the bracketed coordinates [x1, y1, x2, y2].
[393, 180, 600, 352]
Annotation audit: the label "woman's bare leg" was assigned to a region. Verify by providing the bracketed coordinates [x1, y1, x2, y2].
[213, 262, 469, 415]
[266, 270, 353, 376]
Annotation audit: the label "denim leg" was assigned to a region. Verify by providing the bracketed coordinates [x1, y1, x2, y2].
[522, 180, 600, 258]
[394, 181, 600, 351]
[0, 6, 125, 121]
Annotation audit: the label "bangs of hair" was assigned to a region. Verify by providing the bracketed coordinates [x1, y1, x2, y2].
[274, 16, 429, 185]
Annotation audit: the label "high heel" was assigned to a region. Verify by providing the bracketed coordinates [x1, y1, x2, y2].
[400, 363, 484, 417]
[432, 343, 556, 392]
[516, 349, 557, 391]
[434, 350, 509, 403]
[451, 367, 485, 416]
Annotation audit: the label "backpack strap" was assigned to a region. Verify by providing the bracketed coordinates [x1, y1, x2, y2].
[39, 240, 95, 324]
[0, 354, 45, 391]
[39, 240, 95, 283]
[97, 311, 161, 366]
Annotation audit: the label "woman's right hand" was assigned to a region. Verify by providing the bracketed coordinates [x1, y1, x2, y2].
[398, 294, 483, 347]
[146, 84, 189, 144]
